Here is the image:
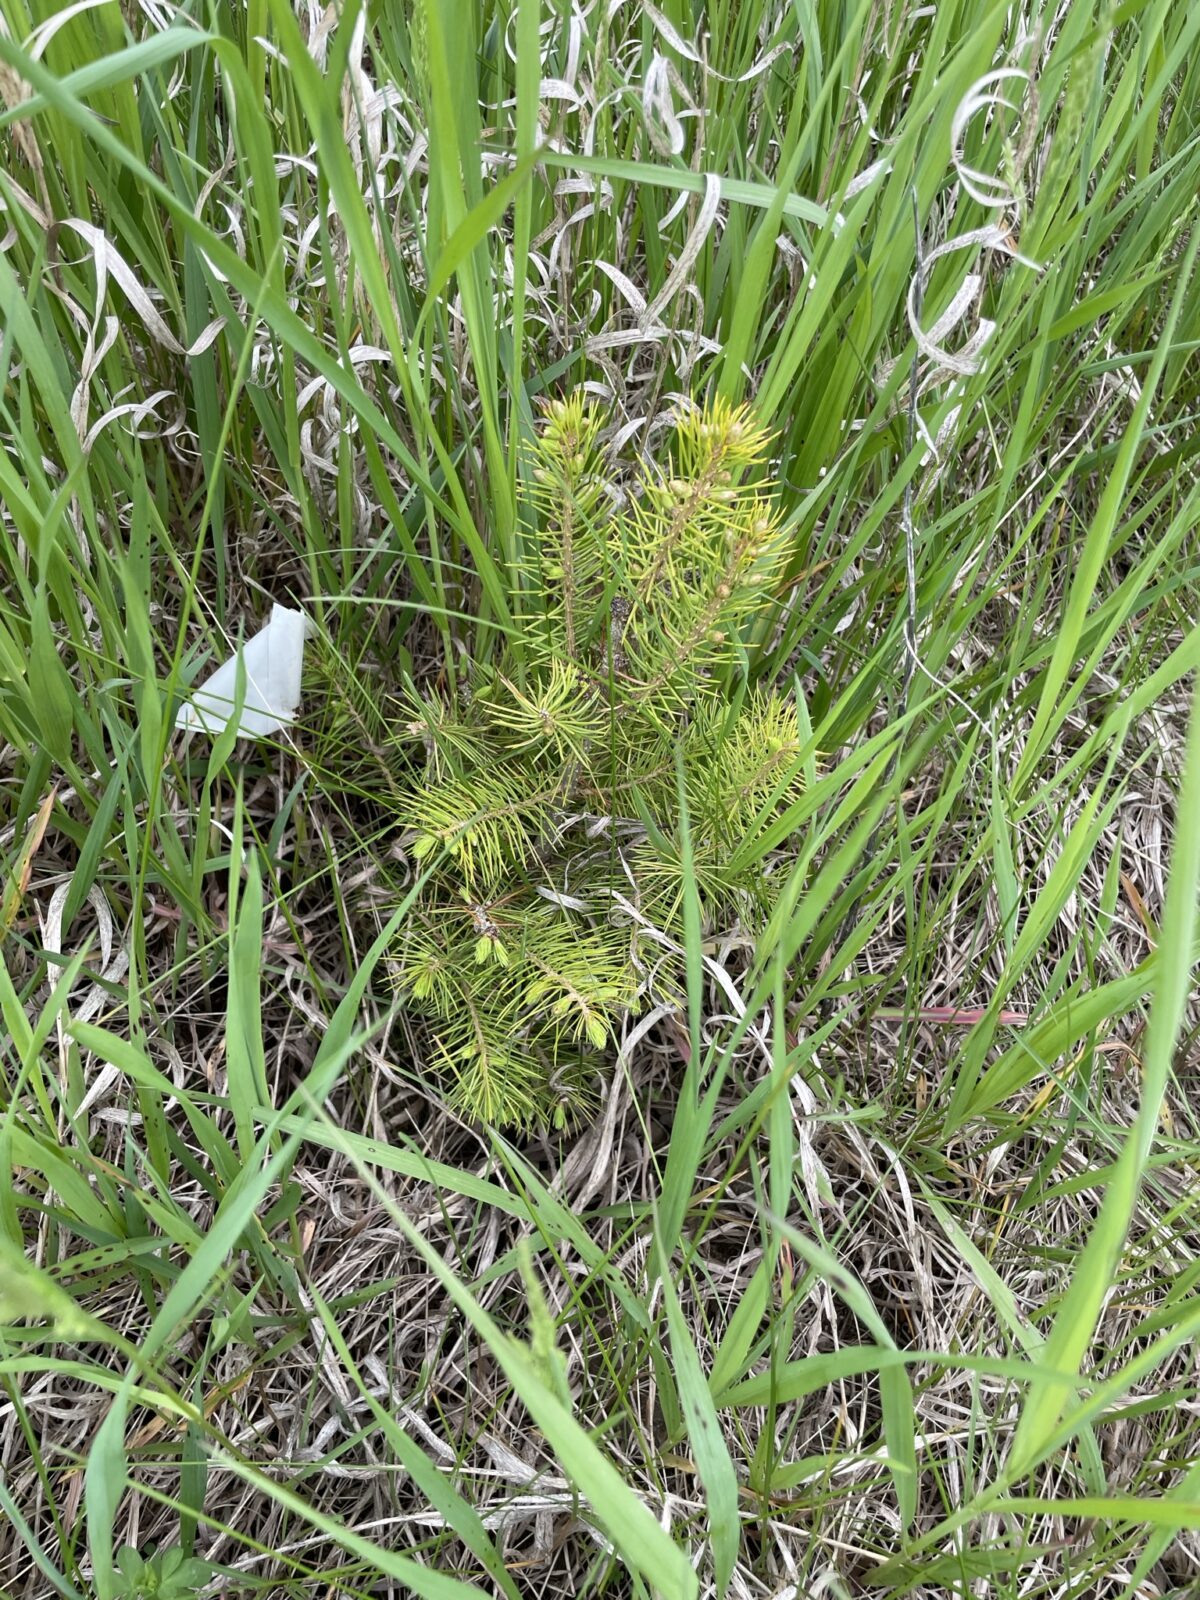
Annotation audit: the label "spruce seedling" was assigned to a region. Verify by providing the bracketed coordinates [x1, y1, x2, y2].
[385, 397, 805, 1126]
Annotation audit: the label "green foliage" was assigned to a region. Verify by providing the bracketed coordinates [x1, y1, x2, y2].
[111, 1545, 214, 1600]
[2, 1, 1198, 1592]
[386, 397, 806, 1126]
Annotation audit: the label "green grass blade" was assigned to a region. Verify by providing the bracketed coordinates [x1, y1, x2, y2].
[1008, 670, 1200, 1476]
[656, 1236, 741, 1593]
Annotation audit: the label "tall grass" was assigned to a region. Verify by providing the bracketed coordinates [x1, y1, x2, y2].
[1, 0, 1198, 1595]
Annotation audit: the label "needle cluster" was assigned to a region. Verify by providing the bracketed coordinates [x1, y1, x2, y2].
[390, 397, 806, 1126]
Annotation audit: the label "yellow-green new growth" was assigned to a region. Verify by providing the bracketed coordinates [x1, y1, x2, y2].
[389, 396, 806, 1127]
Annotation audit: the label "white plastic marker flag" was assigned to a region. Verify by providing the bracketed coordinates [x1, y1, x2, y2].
[175, 603, 314, 740]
